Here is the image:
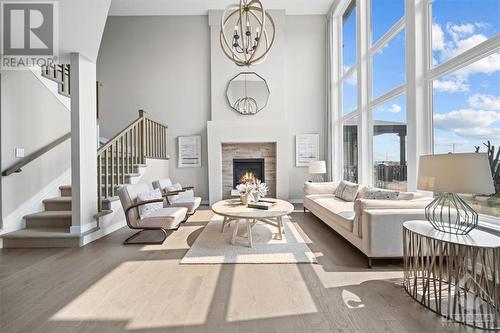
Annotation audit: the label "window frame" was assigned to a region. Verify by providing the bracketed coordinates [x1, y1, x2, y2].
[331, 0, 500, 228]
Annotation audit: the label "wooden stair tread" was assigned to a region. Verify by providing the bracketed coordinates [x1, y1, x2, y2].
[1, 228, 80, 238]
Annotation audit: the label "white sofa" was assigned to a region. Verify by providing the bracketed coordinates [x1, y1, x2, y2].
[303, 181, 432, 267]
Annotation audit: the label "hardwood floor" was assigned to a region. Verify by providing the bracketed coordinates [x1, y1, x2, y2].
[0, 206, 472, 333]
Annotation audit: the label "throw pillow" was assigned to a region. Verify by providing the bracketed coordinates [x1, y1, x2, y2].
[334, 181, 348, 198]
[361, 188, 399, 200]
[137, 189, 163, 219]
[340, 181, 359, 201]
[166, 183, 183, 203]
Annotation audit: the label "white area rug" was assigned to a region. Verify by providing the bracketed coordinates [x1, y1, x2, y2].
[181, 215, 317, 264]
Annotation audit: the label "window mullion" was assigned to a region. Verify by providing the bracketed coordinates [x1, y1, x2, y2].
[358, 0, 371, 186]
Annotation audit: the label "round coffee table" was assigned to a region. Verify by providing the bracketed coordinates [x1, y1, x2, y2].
[211, 198, 294, 247]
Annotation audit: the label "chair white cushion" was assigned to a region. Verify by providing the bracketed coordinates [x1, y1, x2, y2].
[141, 207, 188, 229]
[166, 183, 182, 203]
[137, 188, 163, 219]
[169, 196, 202, 214]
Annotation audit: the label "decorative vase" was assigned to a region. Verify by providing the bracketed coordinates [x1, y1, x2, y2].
[252, 192, 261, 203]
[240, 193, 249, 205]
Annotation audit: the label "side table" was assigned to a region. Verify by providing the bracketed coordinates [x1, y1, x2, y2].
[403, 220, 499, 330]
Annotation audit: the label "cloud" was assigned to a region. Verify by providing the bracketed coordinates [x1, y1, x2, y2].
[433, 21, 500, 78]
[433, 78, 469, 92]
[468, 94, 500, 111]
[453, 127, 500, 138]
[446, 23, 476, 41]
[345, 70, 357, 85]
[380, 103, 402, 114]
[434, 109, 500, 138]
[432, 23, 445, 51]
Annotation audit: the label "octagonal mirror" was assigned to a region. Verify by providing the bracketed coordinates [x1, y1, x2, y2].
[226, 72, 270, 115]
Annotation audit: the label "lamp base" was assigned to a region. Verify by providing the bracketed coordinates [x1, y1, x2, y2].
[425, 192, 478, 235]
[311, 175, 324, 183]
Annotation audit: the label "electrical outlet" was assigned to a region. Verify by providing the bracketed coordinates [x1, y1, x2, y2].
[15, 148, 24, 158]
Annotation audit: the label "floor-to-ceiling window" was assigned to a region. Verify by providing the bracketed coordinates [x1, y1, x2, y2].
[370, 0, 407, 191]
[340, 0, 359, 182]
[429, 0, 500, 219]
[332, 0, 500, 224]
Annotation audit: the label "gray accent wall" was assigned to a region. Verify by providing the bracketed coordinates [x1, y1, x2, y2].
[1, 70, 71, 220]
[97, 16, 211, 200]
[97, 14, 326, 201]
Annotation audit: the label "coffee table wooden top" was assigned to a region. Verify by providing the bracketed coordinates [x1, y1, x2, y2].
[211, 198, 294, 219]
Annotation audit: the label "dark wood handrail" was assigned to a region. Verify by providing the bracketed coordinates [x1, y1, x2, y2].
[2, 132, 71, 176]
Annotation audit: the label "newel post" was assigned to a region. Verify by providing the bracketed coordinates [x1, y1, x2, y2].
[139, 109, 146, 164]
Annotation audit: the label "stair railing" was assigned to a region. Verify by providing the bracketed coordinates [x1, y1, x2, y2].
[41, 64, 71, 97]
[97, 110, 168, 211]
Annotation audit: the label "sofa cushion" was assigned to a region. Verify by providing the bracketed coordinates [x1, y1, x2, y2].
[303, 181, 339, 195]
[305, 194, 355, 232]
[334, 181, 347, 198]
[360, 188, 399, 200]
[339, 181, 359, 201]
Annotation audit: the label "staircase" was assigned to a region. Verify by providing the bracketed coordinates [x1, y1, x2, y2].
[41, 64, 71, 97]
[1, 108, 169, 248]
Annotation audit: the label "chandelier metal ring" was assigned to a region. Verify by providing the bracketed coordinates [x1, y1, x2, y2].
[220, 0, 276, 67]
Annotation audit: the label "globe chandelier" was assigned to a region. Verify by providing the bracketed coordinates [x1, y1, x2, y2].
[220, 0, 276, 67]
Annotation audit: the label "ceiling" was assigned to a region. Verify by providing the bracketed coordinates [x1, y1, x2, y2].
[109, 0, 335, 16]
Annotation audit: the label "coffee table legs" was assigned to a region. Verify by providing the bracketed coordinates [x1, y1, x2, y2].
[229, 217, 286, 246]
[231, 219, 254, 248]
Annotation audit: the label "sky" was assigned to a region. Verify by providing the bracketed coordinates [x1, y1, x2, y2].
[341, 0, 500, 162]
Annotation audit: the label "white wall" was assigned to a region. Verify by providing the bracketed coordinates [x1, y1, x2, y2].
[286, 15, 327, 198]
[97, 16, 211, 200]
[97, 14, 326, 201]
[1, 70, 71, 229]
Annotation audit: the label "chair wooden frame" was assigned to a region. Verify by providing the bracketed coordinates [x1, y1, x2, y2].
[162, 186, 199, 217]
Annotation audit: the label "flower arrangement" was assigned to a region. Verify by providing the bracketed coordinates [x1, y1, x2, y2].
[236, 180, 268, 204]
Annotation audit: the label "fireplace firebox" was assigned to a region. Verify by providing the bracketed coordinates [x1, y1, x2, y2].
[233, 158, 265, 188]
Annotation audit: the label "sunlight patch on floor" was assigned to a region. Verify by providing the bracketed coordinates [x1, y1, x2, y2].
[311, 265, 403, 289]
[50, 261, 221, 329]
[226, 264, 317, 322]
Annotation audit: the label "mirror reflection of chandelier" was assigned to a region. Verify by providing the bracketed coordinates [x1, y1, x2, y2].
[234, 97, 258, 114]
[220, 0, 276, 67]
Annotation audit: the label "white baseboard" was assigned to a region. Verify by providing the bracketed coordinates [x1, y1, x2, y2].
[70, 221, 98, 234]
[288, 199, 304, 204]
[0, 169, 71, 235]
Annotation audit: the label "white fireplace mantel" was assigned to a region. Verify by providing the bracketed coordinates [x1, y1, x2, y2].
[207, 120, 290, 204]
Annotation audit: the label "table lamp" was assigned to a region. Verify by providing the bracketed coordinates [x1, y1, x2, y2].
[309, 161, 326, 182]
[417, 153, 495, 235]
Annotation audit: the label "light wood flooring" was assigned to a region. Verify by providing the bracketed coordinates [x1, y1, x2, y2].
[0, 206, 473, 332]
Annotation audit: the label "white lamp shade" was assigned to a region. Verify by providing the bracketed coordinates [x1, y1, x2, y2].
[417, 153, 495, 194]
[309, 161, 326, 174]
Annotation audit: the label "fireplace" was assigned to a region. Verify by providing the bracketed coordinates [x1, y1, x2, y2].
[233, 158, 265, 188]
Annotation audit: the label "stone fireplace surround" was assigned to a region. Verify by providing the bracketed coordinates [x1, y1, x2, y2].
[207, 120, 290, 204]
[222, 143, 276, 199]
